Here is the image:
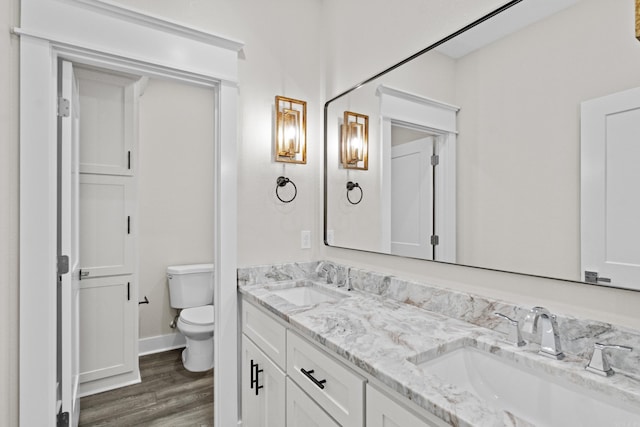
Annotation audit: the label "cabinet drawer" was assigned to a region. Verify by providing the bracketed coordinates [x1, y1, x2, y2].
[287, 378, 340, 427]
[287, 331, 364, 427]
[366, 384, 446, 427]
[242, 301, 287, 370]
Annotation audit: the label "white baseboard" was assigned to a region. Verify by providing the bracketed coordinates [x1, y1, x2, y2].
[139, 332, 186, 356]
[79, 370, 141, 397]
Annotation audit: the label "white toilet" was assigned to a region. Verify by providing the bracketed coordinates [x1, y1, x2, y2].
[167, 263, 215, 372]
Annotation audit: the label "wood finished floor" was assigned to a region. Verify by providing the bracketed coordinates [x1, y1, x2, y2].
[79, 349, 213, 426]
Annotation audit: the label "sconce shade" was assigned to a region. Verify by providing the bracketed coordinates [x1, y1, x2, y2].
[275, 96, 306, 164]
[341, 111, 368, 170]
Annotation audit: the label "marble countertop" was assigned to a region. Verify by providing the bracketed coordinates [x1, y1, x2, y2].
[238, 279, 640, 427]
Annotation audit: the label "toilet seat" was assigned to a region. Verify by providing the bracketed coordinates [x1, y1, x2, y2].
[180, 305, 214, 326]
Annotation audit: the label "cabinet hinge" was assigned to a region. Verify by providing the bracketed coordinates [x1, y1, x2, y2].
[57, 97, 70, 118]
[127, 151, 131, 170]
[430, 154, 439, 166]
[57, 255, 69, 275]
[127, 216, 131, 234]
[430, 235, 439, 246]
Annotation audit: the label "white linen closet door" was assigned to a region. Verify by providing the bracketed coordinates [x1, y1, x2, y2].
[59, 59, 81, 426]
[581, 87, 640, 290]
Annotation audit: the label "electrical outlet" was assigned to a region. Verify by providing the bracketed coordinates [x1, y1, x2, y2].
[301, 230, 311, 249]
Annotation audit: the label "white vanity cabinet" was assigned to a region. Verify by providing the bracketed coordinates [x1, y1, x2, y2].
[240, 297, 444, 427]
[241, 335, 286, 427]
[241, 301, 288, 427]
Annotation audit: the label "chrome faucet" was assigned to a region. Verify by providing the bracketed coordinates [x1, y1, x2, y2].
[585, 343, 632, 377]
[315, 261, 338, 284]
[522, 306, 564, 360]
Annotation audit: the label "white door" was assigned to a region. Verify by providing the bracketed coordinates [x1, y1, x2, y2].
[59, 59, 81, 426]
[241, 335, 286, 427]
[390, 137, 434, 259]
[581, 87, 640, 290]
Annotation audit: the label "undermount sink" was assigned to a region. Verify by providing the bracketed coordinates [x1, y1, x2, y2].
[267, 281, 349, 306]
[409, 345, 640, 426]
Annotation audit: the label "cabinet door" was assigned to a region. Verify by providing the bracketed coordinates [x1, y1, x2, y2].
[366, 385, 445, 427]
[79, 276, 135, 383]
[287, 378, 340, 427]
[79, 174, 134, 278]
[75, 66, 138, 176]
[242, 335, 286, 427]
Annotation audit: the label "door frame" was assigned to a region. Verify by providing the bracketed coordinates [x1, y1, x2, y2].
[17, 2, 242, 425]
[378, 85, 458, 262]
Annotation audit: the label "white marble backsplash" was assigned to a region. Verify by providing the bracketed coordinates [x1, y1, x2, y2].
[238, 260, 640, 377]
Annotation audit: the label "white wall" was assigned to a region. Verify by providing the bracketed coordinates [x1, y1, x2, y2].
[322, 0, 640, 331]
[456, 0, 640, 280]
[138, 78, 215, 339]
[1, 0, 20, 423]
[112, 0, 324, 267]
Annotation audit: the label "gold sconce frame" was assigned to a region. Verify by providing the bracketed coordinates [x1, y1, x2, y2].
[341, 111, 369, 170]
[636, 0, 640, 40]
[275, 95, 307, 164]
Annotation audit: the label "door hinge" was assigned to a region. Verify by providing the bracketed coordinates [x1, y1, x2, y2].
[57, 411, 69, 427]
[431, 154, 439, 166]
[57, 255, 69, 275]
[57, 97, 70, 118]
[430, 235, 440, 246]
[584, 270, 611, 284]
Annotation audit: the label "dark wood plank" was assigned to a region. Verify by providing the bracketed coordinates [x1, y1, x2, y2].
[79, 349, 213, 426]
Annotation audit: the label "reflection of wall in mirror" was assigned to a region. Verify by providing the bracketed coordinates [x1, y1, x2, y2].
[454, 0, 640, 281]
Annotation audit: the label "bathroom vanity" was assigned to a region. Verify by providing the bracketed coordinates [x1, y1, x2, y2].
[240, 293, 446, 427]
[238, 262, 640, 427]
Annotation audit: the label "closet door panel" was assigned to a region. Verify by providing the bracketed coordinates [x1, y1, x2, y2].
[76, 67, 137, 176]
[78, 276, 135, 383]
[79, 174, 134, 277]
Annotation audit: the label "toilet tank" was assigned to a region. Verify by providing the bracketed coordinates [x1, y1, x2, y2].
[167, 263, 214, 309]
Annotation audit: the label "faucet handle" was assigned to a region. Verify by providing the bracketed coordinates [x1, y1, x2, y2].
[494, 312, 526, 347]
[585, 343, 633, 377]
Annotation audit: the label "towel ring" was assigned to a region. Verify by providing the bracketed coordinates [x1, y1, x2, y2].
[346, 181, 363, 205]
[276, 176, 297, 203]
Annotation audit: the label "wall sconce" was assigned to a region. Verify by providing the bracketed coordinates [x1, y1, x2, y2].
[341, 111, 368, 170]
[275, 95, 306, 164]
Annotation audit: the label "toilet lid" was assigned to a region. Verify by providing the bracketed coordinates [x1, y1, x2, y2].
[181, 305, 214, 326]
